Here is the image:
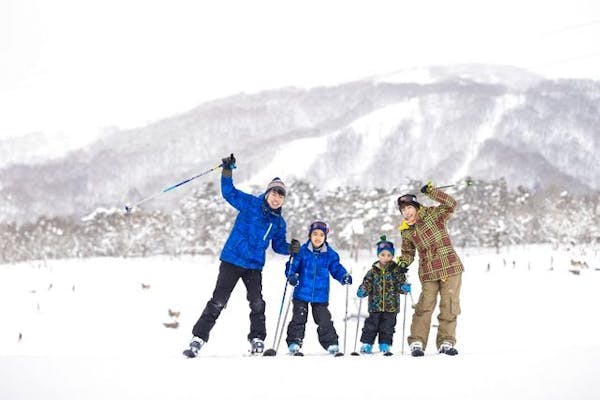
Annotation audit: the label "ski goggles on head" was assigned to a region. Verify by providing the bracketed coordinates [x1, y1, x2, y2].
[308, 220, 329, 236]
[397, 194, 420, 209]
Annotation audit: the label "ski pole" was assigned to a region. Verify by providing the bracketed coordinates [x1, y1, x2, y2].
[350, 297, 363, 356]
[124, 162, 225, 213]
[401, 293, 408, 355]
[342, 283, 349, 355]
[264, 255, 293, 356]
[435, 178, 474, 190]
[274, 293, 293, 353]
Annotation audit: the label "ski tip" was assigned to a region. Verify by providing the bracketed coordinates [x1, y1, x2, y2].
[334, 352, 345, 357]
[182, 350, 196, 358]
[350, 352, 360, 356]
[383, 351, 394, 357]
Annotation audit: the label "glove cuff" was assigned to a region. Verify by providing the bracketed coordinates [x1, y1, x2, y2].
[222, 168, 233, 177]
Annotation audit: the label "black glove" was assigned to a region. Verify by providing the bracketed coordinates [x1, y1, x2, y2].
[398, 262, 409, 274]
[289, 239, 301, 255]
[420, 181, 433, 194]
[342, 274, 352, 285]
[221, 154, 237, 170]
[287, 273, 299, 287]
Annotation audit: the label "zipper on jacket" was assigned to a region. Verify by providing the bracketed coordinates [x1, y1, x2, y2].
[382, 264, 386, 312]
[311, 252, 317, 302]
[262, 223, 273, 241]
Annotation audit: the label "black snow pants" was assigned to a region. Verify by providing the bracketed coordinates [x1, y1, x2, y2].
[192, 261, 266, 342]
[360, 311, 397, 345]
[286, 299, 339, 350]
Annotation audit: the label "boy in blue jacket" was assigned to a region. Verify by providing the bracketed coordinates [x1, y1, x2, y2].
[285, 220, 352, 355]
[184, 154, 300, 357]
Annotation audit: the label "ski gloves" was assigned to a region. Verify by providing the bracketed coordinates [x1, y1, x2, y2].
[342, 274, 352, 285]
[356, 286, 367, 298]
[289, 239, 301, 255]
[287, 273, 300, 287]
[420, 181, 433, 194]
[400, 283, 411, 294]
[398, 261, 409, 274]
[221, 154, 237, 170]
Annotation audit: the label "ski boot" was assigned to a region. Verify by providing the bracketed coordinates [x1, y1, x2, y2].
[360, 343, 373, 354]
[410, 341, 425, 357]
[249, 338, 265, 355]
[379, 343, 393, 356]
[288, 342, 303, 356]
[183, 336, 205, 358]
[439, 341, 458, 356]
[327, 344, 344, 357]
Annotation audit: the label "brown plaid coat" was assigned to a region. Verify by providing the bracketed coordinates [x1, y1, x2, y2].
[398, 187, 464, 282]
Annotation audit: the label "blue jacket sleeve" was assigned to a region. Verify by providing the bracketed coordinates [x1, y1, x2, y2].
[221, 176, 255, 210]
[271, 219, 290, 256]
[286, 253, 302, 277]
[328, 251, 348, 284]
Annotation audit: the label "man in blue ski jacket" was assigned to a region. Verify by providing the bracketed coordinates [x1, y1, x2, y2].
[184, 154, 300, 357]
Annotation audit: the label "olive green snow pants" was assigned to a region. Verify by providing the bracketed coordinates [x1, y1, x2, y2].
[408, 273, 462, 350]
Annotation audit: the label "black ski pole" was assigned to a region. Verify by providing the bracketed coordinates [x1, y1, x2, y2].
[350, 297, 363, 356]
[124, 161, 226, 213]
[264, 255, 293, 356]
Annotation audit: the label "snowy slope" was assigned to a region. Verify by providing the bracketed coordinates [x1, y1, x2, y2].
[0, 245, 599, 399]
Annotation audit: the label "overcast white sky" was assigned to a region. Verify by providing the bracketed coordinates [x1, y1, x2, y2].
[1, 0, 600, 143]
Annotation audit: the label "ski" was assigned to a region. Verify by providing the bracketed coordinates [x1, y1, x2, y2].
[182, 349, 197, 358]
[383, 351, 394, 356]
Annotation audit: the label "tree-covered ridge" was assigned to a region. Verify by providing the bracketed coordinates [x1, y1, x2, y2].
[1, 178, 598, 264]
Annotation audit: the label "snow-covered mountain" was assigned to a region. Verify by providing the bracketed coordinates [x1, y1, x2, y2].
[1, 64, 598, 222]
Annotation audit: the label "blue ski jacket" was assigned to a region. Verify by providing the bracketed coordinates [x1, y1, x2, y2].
[286, 241, 348, 303]
[219, 176, 289, 270]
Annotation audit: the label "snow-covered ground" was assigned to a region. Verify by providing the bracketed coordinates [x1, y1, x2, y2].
[0, 244, 598, 399]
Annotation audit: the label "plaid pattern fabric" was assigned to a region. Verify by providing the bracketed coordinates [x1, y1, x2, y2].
[360, 261, 406, 313]
[398, 187, 464, 282]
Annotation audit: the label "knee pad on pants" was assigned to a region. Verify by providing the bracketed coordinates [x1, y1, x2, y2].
[206, 299, 226, 317]
[249, 299, 266, 314]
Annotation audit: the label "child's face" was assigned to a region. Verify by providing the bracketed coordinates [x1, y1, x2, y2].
[266, 190, 285, 210]
[400, 205, 418, 225]
[378, 250, 394, 264]
[310, 229, 326, 248]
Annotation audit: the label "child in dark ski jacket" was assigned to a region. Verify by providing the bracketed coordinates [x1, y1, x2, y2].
[184, 154, 301, 358]
[285, 220, 352, 355]
[356, 235, 408, 354]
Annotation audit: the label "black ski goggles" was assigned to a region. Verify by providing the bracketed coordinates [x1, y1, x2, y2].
[397, 194, 417, 206]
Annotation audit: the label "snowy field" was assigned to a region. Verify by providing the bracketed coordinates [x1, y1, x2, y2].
[0, 244, 599, 400]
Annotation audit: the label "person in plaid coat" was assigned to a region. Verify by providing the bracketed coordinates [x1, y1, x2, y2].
[397, 182, 464, 357]
[356, 235, 409, 354]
